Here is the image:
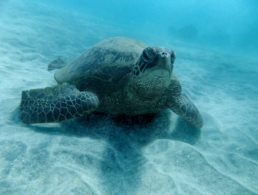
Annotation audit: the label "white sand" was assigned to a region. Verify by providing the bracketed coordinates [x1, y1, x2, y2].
[0, 1, 258, 195]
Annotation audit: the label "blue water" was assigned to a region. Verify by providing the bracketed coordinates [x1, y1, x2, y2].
[0, 0, 258, 194]
[37, 0, 258, 53]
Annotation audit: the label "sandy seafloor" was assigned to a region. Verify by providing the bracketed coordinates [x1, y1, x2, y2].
[1, 1, 258, 195]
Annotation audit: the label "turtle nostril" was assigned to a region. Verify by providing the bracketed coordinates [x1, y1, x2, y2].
[161, 52, 168, 56]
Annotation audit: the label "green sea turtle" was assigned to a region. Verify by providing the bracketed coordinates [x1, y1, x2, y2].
[19, 37, 203, 128]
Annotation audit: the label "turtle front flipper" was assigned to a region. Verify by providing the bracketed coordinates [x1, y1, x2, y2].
[168, 93, 203, 129]
[19, 83, 99, 124]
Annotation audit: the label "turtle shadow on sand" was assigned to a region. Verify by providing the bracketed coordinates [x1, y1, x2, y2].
[29, 110, 200, 194]
[12, 106, 201, 194]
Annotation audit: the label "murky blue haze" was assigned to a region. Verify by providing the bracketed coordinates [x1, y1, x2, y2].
[39, 0, 258, 53]
[0, 0, 257, 194]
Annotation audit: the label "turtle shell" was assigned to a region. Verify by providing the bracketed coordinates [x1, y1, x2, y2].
[54, 37, 147, 96]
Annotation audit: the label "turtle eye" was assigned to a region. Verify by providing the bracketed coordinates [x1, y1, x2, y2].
[142, 47, 156, 61]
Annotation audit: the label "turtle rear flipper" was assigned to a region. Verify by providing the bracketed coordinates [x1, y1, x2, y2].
[19, 83, 99, 124]
[169, 93, 203, 128]
[48, 57, 73, 71]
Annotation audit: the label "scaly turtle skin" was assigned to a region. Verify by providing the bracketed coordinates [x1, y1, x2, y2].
[20, 37, 203, 128]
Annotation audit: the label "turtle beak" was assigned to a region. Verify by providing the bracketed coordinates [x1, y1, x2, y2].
[156, 51, 173, 74]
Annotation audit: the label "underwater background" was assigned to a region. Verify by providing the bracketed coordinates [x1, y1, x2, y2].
[0, 0, 258, 194]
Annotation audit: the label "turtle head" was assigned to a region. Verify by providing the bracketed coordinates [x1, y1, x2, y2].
[130, 47, 176, 99]
[133, 47, 176, 79]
